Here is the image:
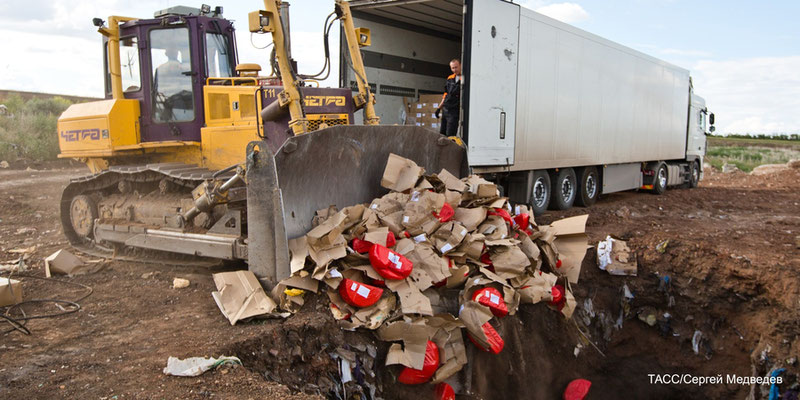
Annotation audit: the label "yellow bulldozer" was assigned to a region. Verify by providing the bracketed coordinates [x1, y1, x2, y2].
[56, 1, 466, 286]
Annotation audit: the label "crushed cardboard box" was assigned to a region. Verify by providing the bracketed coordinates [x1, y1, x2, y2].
[0, 277, 23, 307]
[45, 249, 88, 277]
[211, 270, 282, 325]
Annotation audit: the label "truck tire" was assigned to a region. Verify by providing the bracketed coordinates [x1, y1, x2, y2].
[688, 161, 700, 188]
[575, 166, 599, 207]
[550, 168, 577, 210]
[529, 170, 551, 216]
[652, 163, 668, 194]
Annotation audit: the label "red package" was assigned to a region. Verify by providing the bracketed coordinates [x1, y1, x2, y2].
[369, 244, 413, 280]
[435, 382, 455, 400]
[398, 341, 440, 384]
[513, 213, 529, 229]
[371, 278, 386, 287]
[433, 203, 455, 223]
[467, 322, 504, 354]
[351, 238, 374, 254]
[488, 208, 513, 225]
[549, 284, 566, 311]
[480, 252, 493, 266]
[563, 379, 592, 400]
[386, 231, 397, 247]
[471, 287, 508, 318]
[338, 278, 383, 308]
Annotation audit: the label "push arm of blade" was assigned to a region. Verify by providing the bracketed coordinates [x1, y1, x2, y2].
[182, 167, 244, 225]
[336, 0, 379, 125]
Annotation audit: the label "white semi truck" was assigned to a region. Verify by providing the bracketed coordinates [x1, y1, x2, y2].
[342, 0, 714, 214]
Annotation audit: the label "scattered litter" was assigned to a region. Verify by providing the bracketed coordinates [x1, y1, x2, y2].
[162, 356, 241, 377]
[7, 246, 36, 255]
[141, 271, 158, 279]
[44, 249, 87, 277]
[0, 277, 23, 306]
[637, 306, 658, 327]
[692, 330, 703, 354]
[15, 227, 36, 235]
[769, 368, 785, 400]
[622, 283, 634, 299]
[172, 278, 190, 289]
[655, 239, 669, 254]
[0, 160, 8, 168]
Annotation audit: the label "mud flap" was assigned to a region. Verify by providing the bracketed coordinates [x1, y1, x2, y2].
[245, 125, 467, 286]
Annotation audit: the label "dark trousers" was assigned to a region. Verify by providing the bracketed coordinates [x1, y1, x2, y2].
[439, 108, 459, 136]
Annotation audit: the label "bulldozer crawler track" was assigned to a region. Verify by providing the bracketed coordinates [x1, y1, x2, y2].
[60, 163, 236, 266]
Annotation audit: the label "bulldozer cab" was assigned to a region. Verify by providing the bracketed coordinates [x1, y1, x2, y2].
[102, 7, 238, 143]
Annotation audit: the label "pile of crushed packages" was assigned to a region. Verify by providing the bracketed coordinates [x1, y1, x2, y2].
[217, 153, 590, 392]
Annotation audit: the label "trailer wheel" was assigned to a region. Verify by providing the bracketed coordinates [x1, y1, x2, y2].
[550, 168, 577, 210]
[652, 163, 668, 194]
[529, 170, 551, 216]
[575, 166, 599, 207]
[688, 161, 700, 188]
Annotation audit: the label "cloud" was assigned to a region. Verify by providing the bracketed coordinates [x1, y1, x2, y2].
[692, 56, 800, 134]
[533, 3, 590, 24]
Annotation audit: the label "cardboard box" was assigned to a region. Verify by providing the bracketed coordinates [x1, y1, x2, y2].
[381, 153, 424, 192]
[0, 277, 22, 306]
[211, 270, 278, 325]
[549, 214, 590, 283]
[44, 249, 86, 277]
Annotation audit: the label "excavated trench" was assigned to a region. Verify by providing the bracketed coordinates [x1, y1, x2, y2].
[227, 239, 790, 399]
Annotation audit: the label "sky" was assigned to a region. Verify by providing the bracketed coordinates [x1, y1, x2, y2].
[0, 0, 797, 135]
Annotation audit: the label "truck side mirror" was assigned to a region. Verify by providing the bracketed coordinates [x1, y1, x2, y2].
[709, 113, 715, 125]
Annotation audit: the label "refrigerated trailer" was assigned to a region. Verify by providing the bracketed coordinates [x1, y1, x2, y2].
[341, 0, 714, 214]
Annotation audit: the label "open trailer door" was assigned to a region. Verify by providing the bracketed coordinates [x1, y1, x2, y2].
[463, 0, 520, 166]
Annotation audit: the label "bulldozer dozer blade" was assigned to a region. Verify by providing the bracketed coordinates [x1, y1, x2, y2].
[245, 125, 468, 285]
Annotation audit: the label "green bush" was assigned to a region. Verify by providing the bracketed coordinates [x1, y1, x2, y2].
[0, 94, 73, 161]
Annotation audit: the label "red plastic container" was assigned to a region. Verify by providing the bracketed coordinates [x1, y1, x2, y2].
[563, 378, 592, 400]
[435, 382, 455, 400]
[471, 287, 508, 318]
[369, 244, 413, 280]
[338, 278, 383, 308]
[397, 340, 440, 384]
[433, 202, 455, 223]
[467, 322, 504, 354]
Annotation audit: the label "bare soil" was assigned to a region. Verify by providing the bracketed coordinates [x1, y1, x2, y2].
[1, 164, 798, 399]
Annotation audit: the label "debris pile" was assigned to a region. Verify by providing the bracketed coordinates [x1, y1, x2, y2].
[223, 154, 589, 392]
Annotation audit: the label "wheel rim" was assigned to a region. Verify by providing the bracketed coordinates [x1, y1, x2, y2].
[658, 167, 668, 188]
[561, 176, 575, 203]
[70, 195, 95, 239]
[692, 165, 699, 183]
[532, 178, 547, 208]
[585, 174, 597, 199]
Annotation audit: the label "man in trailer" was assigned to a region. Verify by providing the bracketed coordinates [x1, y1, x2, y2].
[435, 58, 463, 136]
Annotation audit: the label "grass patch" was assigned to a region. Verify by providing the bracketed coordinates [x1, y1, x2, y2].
[0, 94, 74, 161]
[706, 144, 800, 172]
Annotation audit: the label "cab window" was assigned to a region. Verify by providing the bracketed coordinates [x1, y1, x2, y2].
[150, 27, 194, 123]
[206, 33, 233, 77]
[120, 36, 141, 92]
